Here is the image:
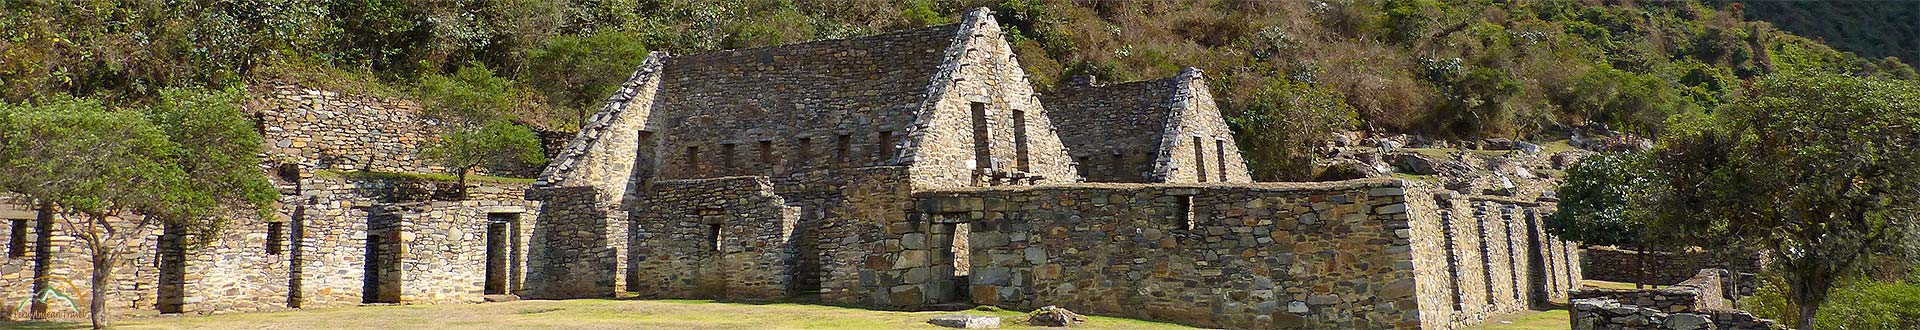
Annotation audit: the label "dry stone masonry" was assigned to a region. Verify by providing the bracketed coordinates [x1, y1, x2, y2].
[527, 8, 1580, 330]
[2, 7, 1586, 330]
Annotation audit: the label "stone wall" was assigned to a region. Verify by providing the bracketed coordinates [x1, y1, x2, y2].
[628, 176, 797, 300]
[1151, 68, 1252, 184]
[0, 197, 165, 320]
[1581, 245, 1763, 286]
[251, 84, 445, 174]
[1571, 298, 1785, 330]
[904, 9, 1079, 189]
[1040, 70, 1252, 184]
[909, 179, 1423, 329]
[288, 175, 539, 307]
[1409, 193, 1583, 329]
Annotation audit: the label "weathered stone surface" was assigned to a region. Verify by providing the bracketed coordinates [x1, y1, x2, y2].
[928, 314, 1001, 328]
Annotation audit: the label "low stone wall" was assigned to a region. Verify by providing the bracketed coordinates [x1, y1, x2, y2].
[1570, 269, 1736, 314]
[1581, 245, 1762, 285]
[1571, 298, 1785, 330]
[1569, 269, 1779, 330]
[910, 179, 1423, 329]
[1409, 193, 1583, 329]
[629, 176, 797, 300]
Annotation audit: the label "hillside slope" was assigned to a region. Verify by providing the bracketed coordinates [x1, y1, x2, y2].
[2, 0, 1911, 180]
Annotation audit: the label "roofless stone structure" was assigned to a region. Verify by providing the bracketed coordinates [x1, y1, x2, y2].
[0, 8, 1581, 330]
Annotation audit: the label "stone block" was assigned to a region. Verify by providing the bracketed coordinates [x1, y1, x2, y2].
[929, 314, 1001, 329]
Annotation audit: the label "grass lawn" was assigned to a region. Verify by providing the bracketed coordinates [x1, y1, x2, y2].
[1470, 310, 1569, 330]
[0, 299, 1195, 330]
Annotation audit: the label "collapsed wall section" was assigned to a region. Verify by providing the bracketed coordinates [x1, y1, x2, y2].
[628, 176, 797, 300]
[910, 179, 1423, 329]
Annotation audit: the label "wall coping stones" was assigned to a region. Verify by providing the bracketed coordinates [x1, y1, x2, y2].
[912, 177, 1405, 195]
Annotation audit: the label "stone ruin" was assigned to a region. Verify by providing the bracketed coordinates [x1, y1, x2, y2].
[1571, 269, 1786, 330]
[0, 7, 1585, 330]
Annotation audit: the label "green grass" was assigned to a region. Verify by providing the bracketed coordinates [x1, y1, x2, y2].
[1582, 279, 1653, 290]
[1470, 310, 1568, 330]
[0, 299, 1195, 330]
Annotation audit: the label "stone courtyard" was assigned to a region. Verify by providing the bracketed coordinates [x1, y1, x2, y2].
[2, 8, 1591, 330]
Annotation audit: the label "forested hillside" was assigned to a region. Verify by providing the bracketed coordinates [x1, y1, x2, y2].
[3, 0, 1913, 180]
[1731, 0, 1920, 68]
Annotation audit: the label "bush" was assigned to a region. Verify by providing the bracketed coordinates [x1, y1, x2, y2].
[1744, 276, 1920, 330]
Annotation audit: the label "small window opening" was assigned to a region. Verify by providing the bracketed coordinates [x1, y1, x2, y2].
[1074, 156, 1089, 179]
[970, 102, 991, 169]
[706, 223, 723, 252]
[1193, 137, 1208, 183]
[1012, 110, 1029, 172]
[758, 141, 774, 166]
[8, 219, 26, 258]
[1215, 139, 1228, 181]
[276, 163, 300, 183]
[835, 134, 851, 163]
[267, 221, 285, 255]
[1110, 153, 1125, 178]
[797, 138, 814, 168]
[721, 143, 738, 172]
[876, 131, 894, 163]
[686, 146, 701, 174]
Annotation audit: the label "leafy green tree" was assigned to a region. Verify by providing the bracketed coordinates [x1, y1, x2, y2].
[526, 30, 649, 129]
[0, 89, 271, 329]
[423, 120, 548, 188]
[417, 64, 519, 126]
[1225, 80, 1356, 181]
[1554, 67, 1691, 136]
[1543, 152, 1668, 287]
[417, 63, 548, 184]
[1659, 73, 1920, 329]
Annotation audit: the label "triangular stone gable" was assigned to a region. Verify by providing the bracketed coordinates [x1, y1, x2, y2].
[903, 8, 1079, 189]
[1150, 68, 1252, 183]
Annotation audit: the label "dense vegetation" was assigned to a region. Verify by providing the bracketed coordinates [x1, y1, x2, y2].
[1548, 73, 1920, 329]
[1729, 0, 1920, 68]
[4, 0, 1915, 180]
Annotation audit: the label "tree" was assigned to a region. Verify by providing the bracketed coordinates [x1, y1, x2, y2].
[417, 63, 549, 185]
[423, 119, 548, 188]
[1543, 152, 1667, 287]
[526, 30, 649, 129]
[1225, 80, 1357, 181]
[1659, 73, 1920, 329]
[0, 87, 272, 330]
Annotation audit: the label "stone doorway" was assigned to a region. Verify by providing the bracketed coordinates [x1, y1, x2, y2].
[483, 213, 518, 295]
[927, 216, 972, 304]
[363, 212, 401, 304]
[156, 223, 187, 314]
[788, 202, 823, 298]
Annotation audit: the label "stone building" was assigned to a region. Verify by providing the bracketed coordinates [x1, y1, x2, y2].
[0, 84, 544, 319]
[1, 7, 1582, 330]
[528, 8, 1582, 330]
[1040, 70, 1252, 184]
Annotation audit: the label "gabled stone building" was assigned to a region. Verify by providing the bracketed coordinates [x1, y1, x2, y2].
[530, 7, 1582, 330]
[1041, 70, 1252, 184]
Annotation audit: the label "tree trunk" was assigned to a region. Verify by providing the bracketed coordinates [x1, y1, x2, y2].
[457, 168, 470, 199]
[1635, 243, 1647, 289]
[88, 245, 113, 330]
[29, 200, 53, 319]
[1796, 301, 1819, 330]
[1787, 269, 1833, 330]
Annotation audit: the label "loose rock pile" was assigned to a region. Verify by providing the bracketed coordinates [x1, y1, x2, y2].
[1022, 305, 1086, 327]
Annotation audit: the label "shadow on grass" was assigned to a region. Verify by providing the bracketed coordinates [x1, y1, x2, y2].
[0, 321, 87, 330]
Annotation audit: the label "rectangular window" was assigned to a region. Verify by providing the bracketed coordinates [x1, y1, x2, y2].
[686, 146, 701, 174]
[267, 221, 285, 255]
[797, 138, 813, 168]
[1193, 136, 1208, 183]
[970, 102, 991, 169]
[876, 131, 894, 163]
[835, 134, 851, 163]
[1013, 110, 1029, 172]
[706, 224, 723, 252]
[1215, 139, 1228, 181]
[1110, 153, 1125, 179]
[721, 143, 738, 172]
[9, 219, 26, 258]
[758, 141, 773, 167]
